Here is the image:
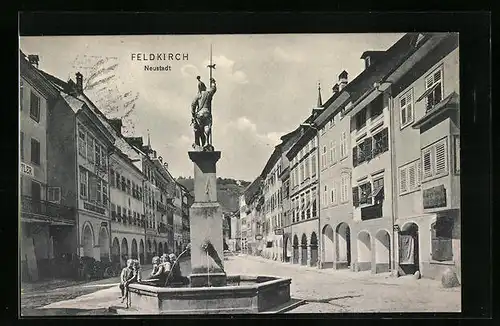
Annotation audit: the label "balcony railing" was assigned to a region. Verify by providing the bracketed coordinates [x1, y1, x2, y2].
[360, 203, 383, 221]
[21, 195, 76, 223]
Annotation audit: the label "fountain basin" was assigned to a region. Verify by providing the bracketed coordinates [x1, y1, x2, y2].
[127, 275, 292, 314]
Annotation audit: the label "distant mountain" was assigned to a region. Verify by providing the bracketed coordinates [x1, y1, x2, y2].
[176, 177, 251, 213]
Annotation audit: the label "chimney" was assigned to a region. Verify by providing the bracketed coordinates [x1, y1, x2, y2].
[338, 70, 348, 91]
[75, 72, 83, 93]
[27, 55, 39, 68]
[332, 83, 339, 95]
[163, 162, 169, 170]
[158, 156, 163, 163]
[108, 118, 123, 135]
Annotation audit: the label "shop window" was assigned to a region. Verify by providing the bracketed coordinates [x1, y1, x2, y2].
[431, 217, 454, 262]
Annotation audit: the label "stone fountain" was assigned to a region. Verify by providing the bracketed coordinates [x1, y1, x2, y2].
[126, 72, 292, 314]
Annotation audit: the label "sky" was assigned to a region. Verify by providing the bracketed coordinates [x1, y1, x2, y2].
[20, 33, 404, 181]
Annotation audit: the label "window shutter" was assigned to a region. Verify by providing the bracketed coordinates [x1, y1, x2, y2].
[364, 138, 373, 161]
[352, 187, 359, 207]
[408, 164, 416, 190]
[423, 148, 433, 178]
[406, 92, 413, 122]
[426, 73, 434, 89]
[352, 146, 358, 167]
[381, 128, 389, 153]
[400, 167, 407, 193]
[365, 183, 372, 204]
[435, 140, 447, 175]
[434, 69, 442, 83]
[417, 160, 422, 186]
[89, 175, 97, 201]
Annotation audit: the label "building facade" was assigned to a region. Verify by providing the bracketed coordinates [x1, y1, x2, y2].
[390, 33, 460, 281]
[20, 53, 78, 281]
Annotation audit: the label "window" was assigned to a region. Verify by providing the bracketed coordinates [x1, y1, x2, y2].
[78, 128, 86, 157]
[332, 141, 337, 164]
[359, 182, 372, 205]
[431, 216, 454, 262]
[47, 187, 61, 203]
[321, 145, 327, 169]
[300, 194, 305, 220]
[20, 79, 24, 111]
[87, 136, 94, 163]
[400, 160, 422, 195]
[311, 152, 317, 178]
[290, 167, 295, 188]
[96, 178, 102, 203]
[89, 174, 98, 201]
[304, 156, 310, 180]
[20, 132, 24, 160]
[300, 161, 305, 183]
[109, 168, 115, 187]
[305, 191, 311, 219]
[121, 176, 126, 192]
[100, 146, 107, 169]
[311, 137, 316, 148]
[79, 168, 88, 198]
[400, 89, 414, 128]
[323, 185, 328, 207]
[371, 177, 385, 204]
[291, 198, 296, 221]
[329, 141, 334, 164]
[425, 67, 443, 111]
[340, 174, 349, 203]
[355, 108, 367, 130]
[421, 138, 448, 180]
[454, 136, 460, 174]
[30, 91, 40, 122]
[30, 138, 40, 165]
[102, 182, 108, 205]
[330, 181, 337, 205]
[311, 188, 317, 217]
[127, 179, 131, 194]
[95, 144, 101, 167]
[373, 128, 389, 156]
[340, 132, 347, 158]
[370, 94, 384, 119]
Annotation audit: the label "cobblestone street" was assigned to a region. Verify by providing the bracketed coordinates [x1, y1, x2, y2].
[23, 254, 460, 315]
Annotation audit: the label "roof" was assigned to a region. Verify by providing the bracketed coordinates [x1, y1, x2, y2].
[360, 51, 386, 60]
[243, 176, 262, 205]
[60, 93, 85, 113]
[412, 92, 459, 129]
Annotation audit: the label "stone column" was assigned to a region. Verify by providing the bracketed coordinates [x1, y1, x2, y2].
[188, 151, 227, 287]
[307, 245, 312, 267]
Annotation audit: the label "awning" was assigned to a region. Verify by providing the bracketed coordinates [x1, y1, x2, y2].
[416, 83, 440, 102]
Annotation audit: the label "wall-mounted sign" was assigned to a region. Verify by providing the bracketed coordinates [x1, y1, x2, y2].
[20, 162, 34, 177]
[84, 202, 106, 215]
[255, 234, 263, 240]
[423, 185, 447, 209]
[274, 229, 283, 235]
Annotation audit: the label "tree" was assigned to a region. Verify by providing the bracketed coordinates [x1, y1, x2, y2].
[71, 55, 140, 135]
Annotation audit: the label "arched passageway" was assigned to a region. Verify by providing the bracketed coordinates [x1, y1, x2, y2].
[111, 237, 120, 265]
[357, 231, 372, 271]
[82, 224, 93, 258]
[98, 227, 110, 262]
[336, 223, 351, 269]
[399, 222, 420, 275]
[152, 240, 157, 257]
[284, 236, 291, 263]
[121, 238, 129, 264]
[310, 232, 319, 267]
[139, 239, 145, 264]
[158, 242, 163, 255]
[131, 239, 138, 259]
[292, 235, 299, 264]
[322, 224, 334, 267]
[375, 230, 391, 273]
[300, 234, 308, 266]
[147, 240, 152, 262]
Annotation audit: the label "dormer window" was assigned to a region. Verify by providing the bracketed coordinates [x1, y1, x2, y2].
[365, 56, 371, 69]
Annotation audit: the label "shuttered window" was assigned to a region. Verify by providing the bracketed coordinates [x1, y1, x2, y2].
[311, 152, 317, 178]
[30, 91, 40, 122]
[329, 141, 334, 164]
[331, 181, 337, 205]
[31, 138, 40, 165]
[399, 159, 422, 195]
[454, 136, 460, 174]
[421, 137, 448, 180]
[400, 89, 414, 128]
[352, 187, 359, 207]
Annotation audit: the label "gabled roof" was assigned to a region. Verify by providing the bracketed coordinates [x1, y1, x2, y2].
[244, 176, 262, 206]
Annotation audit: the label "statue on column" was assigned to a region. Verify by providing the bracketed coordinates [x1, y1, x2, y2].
[191, 75, 216, 152]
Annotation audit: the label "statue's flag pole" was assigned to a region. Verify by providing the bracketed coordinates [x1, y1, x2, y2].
[207, 44, 215, 146]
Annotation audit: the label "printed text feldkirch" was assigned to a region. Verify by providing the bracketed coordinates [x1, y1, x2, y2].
[131, 53, 189, 61]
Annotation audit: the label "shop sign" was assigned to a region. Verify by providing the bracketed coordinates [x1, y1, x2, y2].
[274, 228, 283, 235]
[423, 185, 447, 209]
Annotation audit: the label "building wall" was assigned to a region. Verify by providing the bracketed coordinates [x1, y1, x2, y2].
[319, 107, 353, 268]
[20, 76, 48, 198]
[46, 99, 78, 209]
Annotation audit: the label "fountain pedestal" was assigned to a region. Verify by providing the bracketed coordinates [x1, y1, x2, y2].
[188, 151, 227, 287]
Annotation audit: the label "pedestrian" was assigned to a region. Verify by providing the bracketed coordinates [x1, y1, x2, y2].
[119, 259, 134, 302]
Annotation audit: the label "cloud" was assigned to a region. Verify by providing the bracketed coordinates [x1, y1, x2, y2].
[234, 116, 283, 147]
[203, 55, 248, 84]
[273, 47, 304, 62]
[181, 64, 200, 78]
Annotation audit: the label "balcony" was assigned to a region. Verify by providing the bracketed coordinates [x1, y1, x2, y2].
[21, 196, 76, 225]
